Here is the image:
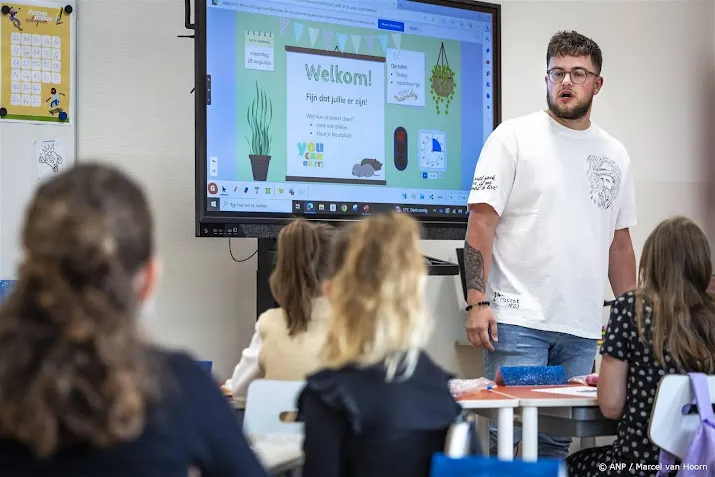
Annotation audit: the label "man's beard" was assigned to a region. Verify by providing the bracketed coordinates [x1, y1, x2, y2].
[547, 92, 593, 120]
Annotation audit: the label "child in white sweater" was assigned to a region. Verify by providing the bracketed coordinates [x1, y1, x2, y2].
[230, 219, 336, 405]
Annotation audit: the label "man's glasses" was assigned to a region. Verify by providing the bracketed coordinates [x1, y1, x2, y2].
[547, 68, 598, 84]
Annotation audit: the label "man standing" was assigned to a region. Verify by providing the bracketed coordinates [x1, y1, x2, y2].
[464, 31, 637, 458]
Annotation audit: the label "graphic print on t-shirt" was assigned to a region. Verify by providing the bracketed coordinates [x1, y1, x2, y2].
[493, 291, 520, 309]
[585, 154, 621, 210]
[471, 174, 498, 192]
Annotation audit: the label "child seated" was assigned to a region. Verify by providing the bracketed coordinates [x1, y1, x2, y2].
[567, 216, 715, 476]
[0, 164, 265, 477]
[230, 219, 335, 405]
[298, 212, 462, 477]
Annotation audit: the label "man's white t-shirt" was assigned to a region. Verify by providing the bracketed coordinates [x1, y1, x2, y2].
[467, 110, 637, 340]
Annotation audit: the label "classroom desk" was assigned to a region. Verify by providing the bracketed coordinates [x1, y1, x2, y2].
[535, 403, 617, 442]
[457, 389, 520, 460]
[493, 385, 616, 461]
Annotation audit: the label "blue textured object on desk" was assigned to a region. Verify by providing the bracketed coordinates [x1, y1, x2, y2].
[499, 365, 567, 386]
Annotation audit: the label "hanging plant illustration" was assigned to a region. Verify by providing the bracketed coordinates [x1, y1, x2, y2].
[430, 42, 456, 115]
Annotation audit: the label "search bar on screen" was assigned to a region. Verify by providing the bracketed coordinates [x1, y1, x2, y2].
[218, 199, 292, 213]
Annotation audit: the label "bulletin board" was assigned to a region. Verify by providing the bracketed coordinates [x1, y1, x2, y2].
[0, 0, 76, 282]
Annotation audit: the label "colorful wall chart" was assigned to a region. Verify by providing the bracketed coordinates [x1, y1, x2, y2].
[0, 1, 72, 122]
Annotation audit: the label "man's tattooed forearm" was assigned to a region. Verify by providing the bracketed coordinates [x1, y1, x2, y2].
[464, 241, 485, 293]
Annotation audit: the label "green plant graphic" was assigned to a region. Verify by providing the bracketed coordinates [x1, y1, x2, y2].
[430, 42, 456, 115]
[245, 81, 273, 155]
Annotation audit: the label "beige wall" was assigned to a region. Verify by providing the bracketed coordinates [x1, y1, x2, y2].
[77, 0, 715, 380]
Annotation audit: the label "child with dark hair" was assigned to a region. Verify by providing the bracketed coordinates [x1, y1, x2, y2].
[0, 163, 266, 477]
[567, 217, 715, 476]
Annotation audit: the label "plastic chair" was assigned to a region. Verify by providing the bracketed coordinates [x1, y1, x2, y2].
[196, 360, 213, 373]
[443, 412, 485, 458]
[649, 374, 715, 460]
[430, 453, 567, 477]
[243, 379, 305, 435]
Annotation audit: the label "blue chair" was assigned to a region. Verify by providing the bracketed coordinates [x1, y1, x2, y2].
[196, 360, 213, 373]
[430, 453, 566, 477]
[0, 280, 16, 304]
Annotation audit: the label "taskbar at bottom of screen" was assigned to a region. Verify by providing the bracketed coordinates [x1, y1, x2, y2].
[292, 201, 468, 218]
[197, 203, 469, 237]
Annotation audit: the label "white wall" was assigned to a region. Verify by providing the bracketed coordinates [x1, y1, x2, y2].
[76, 0, 715, 380]
[78, 0, 256, 379]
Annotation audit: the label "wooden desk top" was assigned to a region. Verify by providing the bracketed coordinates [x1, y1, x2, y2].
[456, 388, 520, 409]
[494, 384, 598, 408]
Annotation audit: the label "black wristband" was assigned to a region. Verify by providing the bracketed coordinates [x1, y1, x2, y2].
[465, 301, 490, 312]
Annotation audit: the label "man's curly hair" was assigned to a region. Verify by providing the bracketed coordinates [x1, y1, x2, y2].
[547, 30, 603, 74]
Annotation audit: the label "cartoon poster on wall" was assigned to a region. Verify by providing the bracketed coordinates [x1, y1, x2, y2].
[35, 138, 69, 179]
[0, 1, 72, 123]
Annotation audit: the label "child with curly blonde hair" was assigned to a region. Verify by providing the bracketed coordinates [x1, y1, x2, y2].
[298, 212, 461, 477]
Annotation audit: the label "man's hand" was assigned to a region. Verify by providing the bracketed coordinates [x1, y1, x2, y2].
[466, 305, 498, 351]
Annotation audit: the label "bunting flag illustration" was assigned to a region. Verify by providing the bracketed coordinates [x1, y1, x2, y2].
[351, 34, 362, 53]
[308, 27, 319, 46]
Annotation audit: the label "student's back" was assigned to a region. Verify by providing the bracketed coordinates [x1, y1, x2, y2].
[0, 350, 265, 477]
[0, 164, 265, 477]
[300, 351, 460, 477]
[567, 216, 715, 476]
[298, 213, 461, 477]
[231, 220, 336, 403]
[257, 297, 331, 380]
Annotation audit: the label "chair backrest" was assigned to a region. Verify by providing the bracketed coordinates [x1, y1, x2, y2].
[195, 360, 213, 373]
[443, 413, 483, 458]
[649, 373, 715, 459]
[243, 379, 305, 435]
[0, 280, 16, 304]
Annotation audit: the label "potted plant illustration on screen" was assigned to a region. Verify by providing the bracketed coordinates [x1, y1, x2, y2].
[430, 42, 456, 115]
[245, 81, 273, 181]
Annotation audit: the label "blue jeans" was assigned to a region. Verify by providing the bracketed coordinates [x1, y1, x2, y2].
[482, 323, 598, 459]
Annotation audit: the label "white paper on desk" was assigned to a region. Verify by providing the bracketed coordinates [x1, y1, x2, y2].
[531, 386, 596, 397]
